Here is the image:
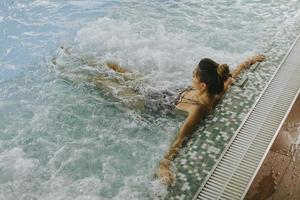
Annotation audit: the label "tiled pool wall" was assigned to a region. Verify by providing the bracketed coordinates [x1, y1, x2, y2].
[164, 37, 296, 199]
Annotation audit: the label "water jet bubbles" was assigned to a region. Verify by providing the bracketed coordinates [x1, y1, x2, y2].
[149, 178, 168, 199]
[0, 147, 39, 182]
[2, 0, 300, 199]
[75, 17, 196, 87]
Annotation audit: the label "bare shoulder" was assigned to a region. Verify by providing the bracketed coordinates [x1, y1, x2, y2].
[188, 104, 210, 119]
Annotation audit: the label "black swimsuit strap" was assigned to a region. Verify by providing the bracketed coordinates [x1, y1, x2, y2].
[175, 86, 205, 106]
[178, 86, 194, 95]
[174, 86, 194, 105]
[180, 97, 205, 106]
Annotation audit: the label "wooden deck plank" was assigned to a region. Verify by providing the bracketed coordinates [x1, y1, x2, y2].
[245, 152, 291, 200]
[271, 149, 300, 200]
[245, 95, 300, 199]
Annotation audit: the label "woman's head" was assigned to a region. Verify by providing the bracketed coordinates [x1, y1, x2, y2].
[192, 58, 230, 95]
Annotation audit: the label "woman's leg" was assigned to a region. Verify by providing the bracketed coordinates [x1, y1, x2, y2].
[51, 47, 146, 110]
[106, 62, 130, 73]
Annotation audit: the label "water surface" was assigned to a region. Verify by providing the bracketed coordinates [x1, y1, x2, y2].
[1, 1, 300, 199]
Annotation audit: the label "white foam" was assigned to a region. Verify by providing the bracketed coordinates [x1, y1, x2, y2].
[75, 17, 194, 73]
[148, 179, 168, 200]
[32, 0, 51, 6]
[0, 148, 39, 181]
[74, 196, 101, 200]
[75, 17, 246, 89]
[111, 174, 168, 200]
[2, 1, 300, 200]
[73, 177, 104, 195]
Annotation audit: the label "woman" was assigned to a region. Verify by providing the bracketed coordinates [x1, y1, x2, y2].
[53, 49, 265, 185]
[155, 54, 266, 185]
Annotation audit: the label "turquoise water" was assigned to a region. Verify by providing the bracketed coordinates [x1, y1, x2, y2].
[1, 1, 300, 199]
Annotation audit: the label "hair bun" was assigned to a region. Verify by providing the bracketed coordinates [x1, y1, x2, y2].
[217, 64, 230, 82]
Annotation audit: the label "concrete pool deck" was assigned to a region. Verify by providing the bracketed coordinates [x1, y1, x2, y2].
[165, 33, 300, 200]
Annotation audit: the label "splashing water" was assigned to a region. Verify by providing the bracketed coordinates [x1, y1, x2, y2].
[1, 0, 300, 199]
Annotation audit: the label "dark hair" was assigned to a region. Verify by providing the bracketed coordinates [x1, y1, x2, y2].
[197, 58, 230, 95]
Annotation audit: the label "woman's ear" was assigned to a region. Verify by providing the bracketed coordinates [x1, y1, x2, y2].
[200, 82, 207, 90]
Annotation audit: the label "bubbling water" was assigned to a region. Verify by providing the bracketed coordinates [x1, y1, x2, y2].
[1, 0, 300, 200]
[74, 17, 245, 90]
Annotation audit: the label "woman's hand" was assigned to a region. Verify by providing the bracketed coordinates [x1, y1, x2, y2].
[155, 159, 175, 186]
[228, 77, 235, 85]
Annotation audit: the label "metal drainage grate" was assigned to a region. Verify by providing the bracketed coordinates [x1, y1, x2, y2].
[194, 34, 300, 200]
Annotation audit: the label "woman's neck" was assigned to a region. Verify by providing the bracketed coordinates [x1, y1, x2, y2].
[194, 89, 212, 106]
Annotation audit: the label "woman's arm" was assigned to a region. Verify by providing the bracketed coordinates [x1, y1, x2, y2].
[164, 106, 208, 161]
[156, 106, 208, 185]
[215, 54, 265, 103]
[231, 54, 265, 79]
[164, 101, 223, 160]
